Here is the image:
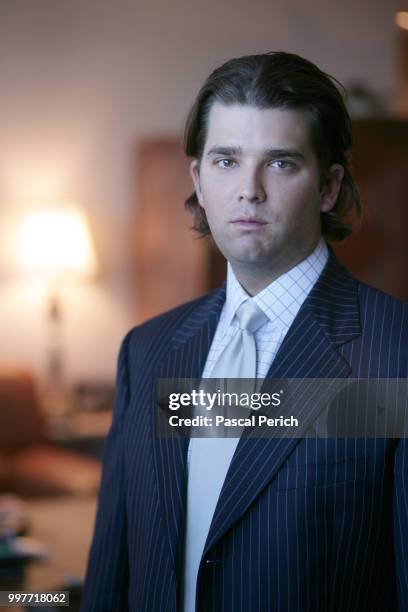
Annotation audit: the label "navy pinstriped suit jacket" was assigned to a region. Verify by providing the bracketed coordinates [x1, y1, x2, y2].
[81, 252, 408, 612]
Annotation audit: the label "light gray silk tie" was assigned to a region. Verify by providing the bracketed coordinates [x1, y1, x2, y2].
[194, 299, 269, 433]
[182, 299, 268, 612]
[211, 298, 269, 379]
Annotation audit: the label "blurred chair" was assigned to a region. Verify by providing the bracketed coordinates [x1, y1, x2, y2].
[0, 366, 101, 497]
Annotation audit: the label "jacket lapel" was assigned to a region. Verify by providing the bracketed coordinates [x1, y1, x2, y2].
[204, 252, 362, 555]
[151, 285, 226, 579]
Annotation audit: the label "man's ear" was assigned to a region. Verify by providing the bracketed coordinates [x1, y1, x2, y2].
[320, 164, 345, 213]
[190, 159, 204, 207]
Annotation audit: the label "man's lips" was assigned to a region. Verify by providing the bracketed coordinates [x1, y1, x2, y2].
[231, 217, 268, 227]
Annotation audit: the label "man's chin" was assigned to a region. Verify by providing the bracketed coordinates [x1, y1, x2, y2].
[227, 240, 279, 263]
[227, 249, 272, 267]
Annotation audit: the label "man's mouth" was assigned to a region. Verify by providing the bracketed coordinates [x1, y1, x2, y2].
[231, 217, 268, 229]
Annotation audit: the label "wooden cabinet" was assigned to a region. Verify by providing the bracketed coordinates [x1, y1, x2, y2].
[134, 140, 208, 323]
[334, 120, 408, 301]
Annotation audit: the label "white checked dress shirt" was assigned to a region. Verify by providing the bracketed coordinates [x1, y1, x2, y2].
[182, 238, 329, 612]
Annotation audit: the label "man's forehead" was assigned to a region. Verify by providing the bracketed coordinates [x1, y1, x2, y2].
[204, 102, 313, 153]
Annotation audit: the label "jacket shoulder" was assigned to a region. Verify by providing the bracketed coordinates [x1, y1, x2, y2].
[356, 281, 408, 372]
[121, 289, 222, 363]
[357, 279, 408, 315]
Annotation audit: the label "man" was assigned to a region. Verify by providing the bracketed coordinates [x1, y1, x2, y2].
[81, 52, 408, 611]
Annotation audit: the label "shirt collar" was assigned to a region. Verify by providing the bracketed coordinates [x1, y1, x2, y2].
[224, 238, 329, 332]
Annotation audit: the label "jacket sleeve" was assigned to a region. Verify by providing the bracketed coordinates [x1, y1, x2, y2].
[80, 331, 132, 612]
[394, 433, 408, 610]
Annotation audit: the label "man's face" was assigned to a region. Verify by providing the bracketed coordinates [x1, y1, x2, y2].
[190, 103, 342, 280]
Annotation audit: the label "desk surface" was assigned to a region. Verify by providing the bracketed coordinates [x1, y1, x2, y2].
[24, 496, 97, 590]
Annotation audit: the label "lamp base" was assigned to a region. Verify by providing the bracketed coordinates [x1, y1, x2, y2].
[41, 383, 74, 438]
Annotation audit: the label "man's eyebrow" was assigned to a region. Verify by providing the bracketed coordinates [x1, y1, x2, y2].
[264, 148, 305, 160]
[206, 146, 242, 157]
[205, 146, 305, 159]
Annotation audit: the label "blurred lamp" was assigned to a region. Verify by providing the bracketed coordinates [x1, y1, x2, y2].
[16, 206, 98, 399]
[18, 207, 98, 279]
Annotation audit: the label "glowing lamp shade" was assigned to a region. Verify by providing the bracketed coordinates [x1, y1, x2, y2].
[396, 11, 408, 30]
[18, 206, 98, 280]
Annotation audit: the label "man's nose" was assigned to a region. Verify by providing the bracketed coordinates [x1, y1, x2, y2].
[237, 168, 266, 203]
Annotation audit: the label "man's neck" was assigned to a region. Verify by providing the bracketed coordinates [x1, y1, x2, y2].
[229, 241, 323, 296]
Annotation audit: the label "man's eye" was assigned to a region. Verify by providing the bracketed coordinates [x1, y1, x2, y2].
[270, 159, 293, 170]
[215, 158, 235, 169]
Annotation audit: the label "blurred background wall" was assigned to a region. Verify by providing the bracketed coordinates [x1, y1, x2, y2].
[0, 0, 403, 384]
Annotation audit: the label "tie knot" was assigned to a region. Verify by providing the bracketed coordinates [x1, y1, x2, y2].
[236, 299, 268, 334]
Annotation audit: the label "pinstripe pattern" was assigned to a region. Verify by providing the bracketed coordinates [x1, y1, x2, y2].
[80, 250, 408, 612]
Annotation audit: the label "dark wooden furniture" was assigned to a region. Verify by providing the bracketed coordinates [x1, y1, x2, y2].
[334, 120, 408, 301]
[134, 140, 209, 324]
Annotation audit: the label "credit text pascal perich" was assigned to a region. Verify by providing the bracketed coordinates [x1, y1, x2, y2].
[168, 415, 299, 427]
